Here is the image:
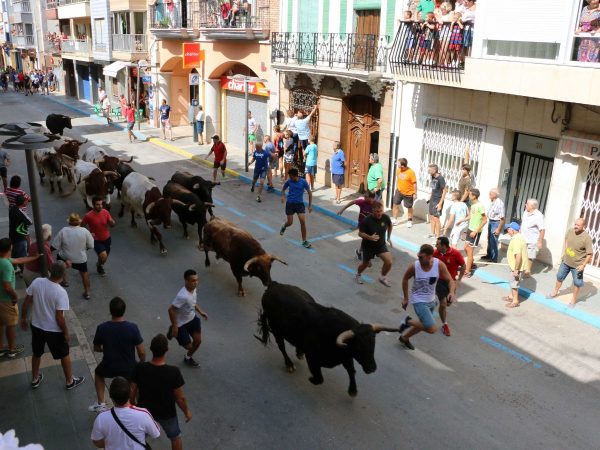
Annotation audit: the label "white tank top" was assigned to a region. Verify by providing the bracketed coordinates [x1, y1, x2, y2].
[411, 258, 439, 304]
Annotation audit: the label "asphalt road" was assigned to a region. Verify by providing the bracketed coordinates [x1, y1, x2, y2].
[1, 92, 600, 450]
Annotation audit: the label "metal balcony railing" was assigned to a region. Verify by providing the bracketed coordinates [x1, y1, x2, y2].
[58, 0, 89, 5]
[149, 1, 269, 30]
[389, 21, 474, 82]
[112, 34, 147, 52]
[12, 1, 32, 13]
[13, 35, 35, 47]
[271, 32, 390, 72]
[61, 39, 91, 54]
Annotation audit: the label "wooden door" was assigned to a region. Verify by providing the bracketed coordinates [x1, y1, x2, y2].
[354, 9, 380, 69]
[341, 96, 381, 192]
[355, 9, 380, 36]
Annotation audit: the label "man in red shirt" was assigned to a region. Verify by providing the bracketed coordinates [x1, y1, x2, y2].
[337, 190, 376, 259]
[81, 197, 115, 276]
[204, 135, 227, 182]
[434, 236, 465, 337]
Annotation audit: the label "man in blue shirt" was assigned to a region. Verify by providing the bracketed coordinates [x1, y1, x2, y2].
[330, 142, 345, 204]
[248, 142, 272, 203]
[280, 168, 313, 248]
[303, 136, 318, 191]
[159, 99, 173, 141]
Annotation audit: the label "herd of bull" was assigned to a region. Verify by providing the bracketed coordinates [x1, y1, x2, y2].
[33, 114, 403, 397]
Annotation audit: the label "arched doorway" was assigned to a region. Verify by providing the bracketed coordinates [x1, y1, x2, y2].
[341, 95, 381, 191]
[289, 86, 319, 140]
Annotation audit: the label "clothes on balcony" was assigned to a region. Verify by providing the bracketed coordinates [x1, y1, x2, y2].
[449, 23, 463, 50]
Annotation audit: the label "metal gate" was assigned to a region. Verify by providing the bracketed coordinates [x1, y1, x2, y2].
[225, 91, 268, 152]
[507, 152, 554, 222]
[289, 87, 318, 139]
[581, 160, 600, 268]
[419, 117, 484, 190]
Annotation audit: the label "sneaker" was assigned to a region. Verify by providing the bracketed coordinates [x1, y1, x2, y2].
[60, 281, 69, 288]
[391, 218, 400, 226]
[354, 274, 364, 284]
[256, 196, 261, 203]
[399, 316, 412, 333]
[378, 276, 392, 287]
[267, 185, 275, 192]
[279, 224, 287, 236]
[398, 336, 415, 350]
[424, 234, 436, 238]
[166, 326, 173, 340]
[355, 249, 362, 260]
[442, 323, 451, 337]
[96, 264, 106, 276]
[250, 185, 255, 193]
[302, 240, 312, 249]
[407, 220, 413, 228]
[88, 402, 108, 413]
[66, 376, 85, 390]
[184, 356, 200, 368]
[31, 373, 44, 389]
[7, 344, 24, 358]
[0, 347, 8, 357]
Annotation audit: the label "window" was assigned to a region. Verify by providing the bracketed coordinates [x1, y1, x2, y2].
[113, 12, 130, 34]
[485, 40, 560, 60]
[571, 0, 600, 63]
[418, 117, 484, 192]
[133, 12, 145, 35]
[94, 19, 104, 44]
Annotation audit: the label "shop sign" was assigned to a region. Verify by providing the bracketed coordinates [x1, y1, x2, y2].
[141, 75, 152, 84]
[560, 136, 600, 161]
[220, 76, 269, 97]
[189, 73, 200, 85]
[182, 43, 203, 68]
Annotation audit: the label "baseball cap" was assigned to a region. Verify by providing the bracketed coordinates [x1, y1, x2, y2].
[211, 134, 219, 140]
[504, 222, 520, 232]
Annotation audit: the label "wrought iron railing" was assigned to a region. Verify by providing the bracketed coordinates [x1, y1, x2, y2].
[58, 0, 89, 5]
[112, 34, 147, 52]
[12, 1, 32, 13]
[389, 21, 474, 82]
[149, 1, 269, 30]
[271, 32, 390, 72]
[61, 39, 91, 54]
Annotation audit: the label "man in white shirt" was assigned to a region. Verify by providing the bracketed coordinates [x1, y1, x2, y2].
[246, 111, 258, 154]
[167, 270, 208, 368]
[520, 198, 545, 275]
[91, 376, 160, 450]
[52, 213, 94, 300]
[20, 261, 85, 390]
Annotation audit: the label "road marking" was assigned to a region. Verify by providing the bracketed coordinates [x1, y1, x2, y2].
[226, 207, 246, 217]
[251, 220, 276, 233]
[284, 237, 317, 253]
[149, 138, 195, 158]
[480, 335, 542, 369]
[338, 263, 374, 283]
[310, 228, 354, 243]
[212, 198, 225, 206]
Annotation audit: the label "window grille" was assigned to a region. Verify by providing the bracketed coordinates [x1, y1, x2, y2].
[418, 117, 485, 192]
[581, 160, 600, 267]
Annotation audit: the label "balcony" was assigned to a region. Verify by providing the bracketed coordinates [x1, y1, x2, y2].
[10, 1, 33, 24]
[389, 21, 474, 83]
[112, 34, 148, 60]
[271, 32, 390, 77]
[61, 39, 92, 59]
[12, 35, 35, 48]
[12, 1, 32, 13]
[149, 1, 269, 40]
[57, 0, 90, 19]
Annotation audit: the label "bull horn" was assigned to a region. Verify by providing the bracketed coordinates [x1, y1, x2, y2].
[120, 156, 134, 163]
[204, 202, 215, 207]
[243, 256, 261, 273]
[371, 323, 401, 333]
[76, 138, 88, 145]
[188, 204, 196, 212]
[144, 201, 156, 215]
[336, 330, 355, 347]
[172, 199, 186, 207]
[103, 171, 120, 179]
[94, 159, 104, 164]
[61, 154, 75, 162]
[269, 255, 288, 265]
[192, 183, 200, 190]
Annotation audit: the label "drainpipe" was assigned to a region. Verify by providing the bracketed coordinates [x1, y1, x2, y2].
[386, 80, 402, 209]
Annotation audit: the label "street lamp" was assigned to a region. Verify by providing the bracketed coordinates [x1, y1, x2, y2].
[231, 74, 267, 173]
[136, 59, 150, 131]
[0, 123, 61, 277]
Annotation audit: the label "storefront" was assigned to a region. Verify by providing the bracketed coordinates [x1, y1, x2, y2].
[221, 75, 269, 151]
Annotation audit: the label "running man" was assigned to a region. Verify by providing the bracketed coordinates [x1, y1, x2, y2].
[398, 244, 456, 350]
[248, 142, 272, 203]
[280, 168, 312, 249]
[205, 135, 227, 183]
[355, 201, 393, 287]
[167, 270, 208, 368]
[337, 190, 376, 259]
[433, 236, 465, 336]
[81, 197, 115, 277]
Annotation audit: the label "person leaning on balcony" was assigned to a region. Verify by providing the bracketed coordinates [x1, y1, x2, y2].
[416, 0, 435, 17]
[576, 0, 600, 35]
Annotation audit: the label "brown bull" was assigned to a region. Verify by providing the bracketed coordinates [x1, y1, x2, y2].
[54, 138, 88, 160]
[203, 217, 287, 296]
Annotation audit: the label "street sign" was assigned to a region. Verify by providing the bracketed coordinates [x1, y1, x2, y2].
[189, 73, 200, 86]
[142, 75, 152, 84]
[220, 76, 269, 97]
[182, 43, 203, 68]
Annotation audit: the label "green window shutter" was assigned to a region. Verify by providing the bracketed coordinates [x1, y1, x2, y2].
[340, 0, 347, 33]
[386, 0, 395, 36]
[287, 0, 293, 32]
[322, 0, 330, 33]
[299, 0, 319, 33]
[354, 0, 381, 10]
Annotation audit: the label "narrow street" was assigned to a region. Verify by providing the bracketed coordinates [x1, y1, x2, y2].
[1, 92, 599, 450]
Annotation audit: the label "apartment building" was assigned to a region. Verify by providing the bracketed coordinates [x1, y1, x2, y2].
[3, 0, 37, 72]
[147, 0, 275, 148]
[272, 0, 400, 195]
[389, 0, 600, 276]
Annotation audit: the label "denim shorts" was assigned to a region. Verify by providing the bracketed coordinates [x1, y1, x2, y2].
[557, 262, 584, 288]
[305, 165, 317, 176]
[413, 301, 437, 330]
[176, 316, 201, 347]
[157, 416, 181, 440]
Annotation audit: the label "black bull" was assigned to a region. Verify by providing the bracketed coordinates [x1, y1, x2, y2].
[256, 282, 400, 396]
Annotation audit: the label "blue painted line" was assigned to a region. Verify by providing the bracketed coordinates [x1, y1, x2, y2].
[212, 198, 225, 206]
[337, 264, 374, 283]
[310, 228, 354, 243]
[226, 207, 245, 217]
[390, 235, 420, 253]
[284, 237, 317, 254]
[480, 336, 542, 369]
[251, 220, 276, 233]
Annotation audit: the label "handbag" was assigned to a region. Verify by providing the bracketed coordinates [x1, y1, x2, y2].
[110, 408, 153, 450]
